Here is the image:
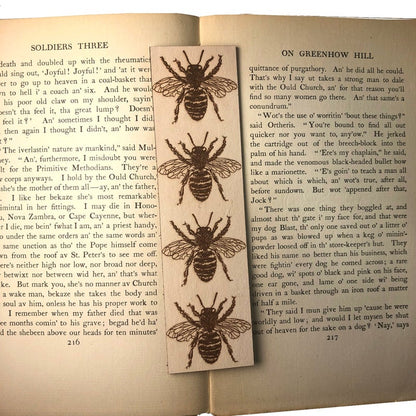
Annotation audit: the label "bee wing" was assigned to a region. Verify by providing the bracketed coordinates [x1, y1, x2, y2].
[211, 237, 246, 258]
[167, 321, 199, 342]
[201, 77, 238, 98]
[152, 77, 185, 97]
[162, 240, 194, 260]
[208, 157, 241, 179]
[158, 159, 189, 179]
[217, 318, 251, 339]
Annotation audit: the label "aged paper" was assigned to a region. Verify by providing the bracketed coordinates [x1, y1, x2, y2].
[200, 15, 416, 415]
[0, 13, 209, 416]
[151, 45, 253, 373]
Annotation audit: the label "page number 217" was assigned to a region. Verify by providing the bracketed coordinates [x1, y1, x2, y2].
[326, 335, 339, 341]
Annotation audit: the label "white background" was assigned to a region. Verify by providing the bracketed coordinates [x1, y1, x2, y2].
[0, 1, 415, 416]
[0, 0, 416, 19]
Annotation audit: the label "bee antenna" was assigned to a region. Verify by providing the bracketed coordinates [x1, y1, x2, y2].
[187, 133, 196, 147]
[207, 212, 213, 226]
[197, 49, 205, 64]
[183, 50, 192, 65]
[211, 292, 218, 307]
[202, 131, 209, 146]
[192, 214, 201, 227]
[196, 294, 205, 308]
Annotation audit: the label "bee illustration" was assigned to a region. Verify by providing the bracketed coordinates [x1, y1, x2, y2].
[167, 293, 251, 368]
[152, 49, 237, 122]
[158, 132, 241, 204]
[162, 213, 246, 285]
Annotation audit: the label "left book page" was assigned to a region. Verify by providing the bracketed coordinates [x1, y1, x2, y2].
[0, 13, 209, 416]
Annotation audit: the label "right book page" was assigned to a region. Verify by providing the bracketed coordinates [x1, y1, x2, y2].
[200, 15, 416, 415]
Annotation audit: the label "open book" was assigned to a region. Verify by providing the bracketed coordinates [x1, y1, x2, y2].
[0, 13, 415, 416]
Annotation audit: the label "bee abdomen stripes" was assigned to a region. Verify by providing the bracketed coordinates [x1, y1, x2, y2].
[193, 250, 217, 281]
[198, 332, 222, 364]
[189, 170, 212, 201]
[184, 89, 208, 121]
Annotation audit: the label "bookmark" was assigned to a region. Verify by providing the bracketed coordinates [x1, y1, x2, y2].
[151, 46, 253, 374]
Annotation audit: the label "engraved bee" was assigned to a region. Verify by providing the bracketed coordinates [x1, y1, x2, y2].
[162, 213, 246, 285]
[167, 293, 251, 368]
[158, 132, 241, 204]
[152, 49, 237, 122]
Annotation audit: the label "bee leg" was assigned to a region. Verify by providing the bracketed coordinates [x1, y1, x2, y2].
[165, 139, 189, 163]
[184, 221, 196, 236]
[173, 58, 186, 73]
[216, 297, 228, 315]
[174, 302, 194, 322]
[178, 171, 191, 204]
[211, 171, 228, 201]
[202, 55, 214, 72]
[183, 253, 195, 286]
[187, 302, 201, 317]
[207, 136, 225, 161]
[186, 334, 199, 368]
[206, 138, 219, 156]
[179, 141, 192, 156]
[213, 216, 231, 241]
[182, 272, 188, 286]
[170, 221, 194, 244]
[218, 296, 236, 322]
[220, 333, 237, 363]
[174, 302, 200, 328]
[160, 56, 183, 80]
[206, 91, 223, 121]
[203, 54, 222, 78]
[173, 90, 186, 123]
[211, 217, 223, 235]
[217, 253, 232, 281]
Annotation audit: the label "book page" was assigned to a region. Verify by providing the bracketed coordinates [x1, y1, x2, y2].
[0, 13, 210, 416]
[200, 15, 416, 415]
